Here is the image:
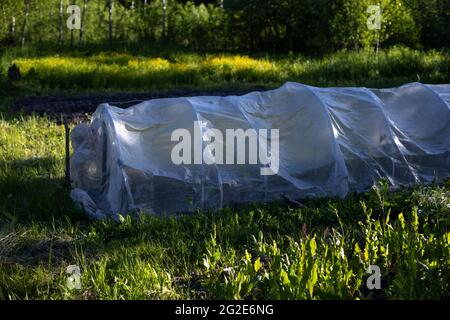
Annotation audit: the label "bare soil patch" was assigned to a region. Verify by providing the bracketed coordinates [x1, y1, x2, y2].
[10, 87, 270, 123]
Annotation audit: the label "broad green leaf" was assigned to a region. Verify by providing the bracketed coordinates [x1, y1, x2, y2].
[280, 269, 290, 286]
[254, 257, 261, 272]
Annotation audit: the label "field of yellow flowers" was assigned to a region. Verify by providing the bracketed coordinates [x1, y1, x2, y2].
[12, 53, 278, 90]
[6, 47, 449, 92]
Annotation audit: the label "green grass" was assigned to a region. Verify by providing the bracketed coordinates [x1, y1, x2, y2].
[0, 115, 449, 300]
[0, 47, 449, 299]
[1, 46, 449, 97]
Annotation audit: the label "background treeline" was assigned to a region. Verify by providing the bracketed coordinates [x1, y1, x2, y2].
[0, 0, 449, 54]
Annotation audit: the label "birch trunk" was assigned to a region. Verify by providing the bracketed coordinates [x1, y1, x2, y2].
[162, 0, 166, 39]
[58, 0, 64, 45]
[70, 0, 75, 48]
[108, 0, 113, 46]
[21, 0, 30, 48]
[11, 16, 16, 38]
[79, 0, 88, 46]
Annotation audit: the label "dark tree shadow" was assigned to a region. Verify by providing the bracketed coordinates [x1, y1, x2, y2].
[0, 156, 84, 226]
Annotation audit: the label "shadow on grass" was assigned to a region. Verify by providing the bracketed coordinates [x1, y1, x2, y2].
[0, 157, 82, 226]
[0, 157, 347, 273]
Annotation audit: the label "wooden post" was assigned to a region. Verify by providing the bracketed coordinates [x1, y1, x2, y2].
[64, 117, 71, 185]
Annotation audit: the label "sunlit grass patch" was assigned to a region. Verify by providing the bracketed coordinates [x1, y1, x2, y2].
[9, 47, 449, 92]
[0, 115, 64, 162]
[207, 55, 276, 75]
[205, 55, 278, 82]
[12, 53, 281, 89]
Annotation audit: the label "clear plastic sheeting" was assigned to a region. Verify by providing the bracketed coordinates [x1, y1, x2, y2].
[70, 82, 450, 217]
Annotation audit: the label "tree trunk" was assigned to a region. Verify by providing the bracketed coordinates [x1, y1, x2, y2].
[162, 0, 166, 39]
[58, 0, 64, 45]
[21, 0, 30, 48]
[79, 0, 88, 46]
[70, 0, 76, 48]
[143, 0, 148, 40]
[109, 0, 113, 46]
[11, 16, 16, 38]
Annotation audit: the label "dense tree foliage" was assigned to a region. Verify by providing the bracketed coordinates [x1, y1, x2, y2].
[0, 0, 448, 53]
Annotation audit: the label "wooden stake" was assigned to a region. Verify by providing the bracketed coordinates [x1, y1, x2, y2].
[64, 117, 71, 185]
